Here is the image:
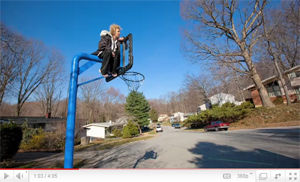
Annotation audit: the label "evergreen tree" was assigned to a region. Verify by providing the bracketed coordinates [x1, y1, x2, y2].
[125, 91, 150, 132]
[149, 108, 158, 123]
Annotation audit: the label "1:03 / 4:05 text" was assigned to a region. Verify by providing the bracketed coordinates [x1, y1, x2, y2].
[33, 174, 58, 178]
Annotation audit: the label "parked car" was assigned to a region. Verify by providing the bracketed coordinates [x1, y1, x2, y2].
[204, 121, 230, 132]
[141, 126, 149, 132]
[156, 125, 163, 132]
[174, 123, 181, 129]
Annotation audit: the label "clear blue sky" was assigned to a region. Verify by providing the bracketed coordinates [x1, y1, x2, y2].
[1, 0, 205, 100]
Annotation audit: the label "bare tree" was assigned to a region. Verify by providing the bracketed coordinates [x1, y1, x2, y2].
[0, 23, 23, 105]
[181, 0, 275, 107]
[100, 87, 125, 122]
[210, 65, 250, 101]
[148, 98, 170, 116]
[35, 48, 66, 116]
[279, 1, 300, 68]
[183, 73, 214, 112]
[78, 78, 105, 123]
[261, 6, 292, 105]
[13, 39, 57, 116]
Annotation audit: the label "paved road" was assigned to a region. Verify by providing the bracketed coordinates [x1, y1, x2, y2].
[20, 126, 299, 168]
[76, 126, 299, 168]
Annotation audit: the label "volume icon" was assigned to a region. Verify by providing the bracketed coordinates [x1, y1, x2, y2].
[16, 173, 23, 179]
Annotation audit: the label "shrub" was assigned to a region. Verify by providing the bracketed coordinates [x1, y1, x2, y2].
[221, 102, 236, 108]
[239, 101, 254, 109]
[43, 131, 65, 149]
[20, 121, 66, 151]
[211, 104, 219, 109]
[122, 121, 139, 138]
[112, 129, 122, 138]
[273, 97, 283, 105]
[21, 121, 40, 144]
[0, 122, 23, 161]
[184, 103, 251, 128]
[20, 128, 46, 151]
[122, 126, 131, 139]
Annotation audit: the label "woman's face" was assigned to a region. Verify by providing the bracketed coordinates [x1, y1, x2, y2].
[115, 28, 121, 38]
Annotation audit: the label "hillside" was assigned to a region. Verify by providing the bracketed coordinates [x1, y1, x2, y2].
[230, 103, 300, 130]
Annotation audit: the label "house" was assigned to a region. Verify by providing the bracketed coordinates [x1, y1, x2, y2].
[83, 122, 123, 139]
[210, 93, 242, 106]
[244, 65, 300, 107]
[170, 112, 186, 123]
[115, 116, 131, 125]
[0, 116, 66, 131]
[197, 93, 242, 112]
[197, 102, 212, 113]
[158, 114, 169, 122]
[183, 113, 195, 120]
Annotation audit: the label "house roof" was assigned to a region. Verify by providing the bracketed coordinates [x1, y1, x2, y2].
[115, 116, 132, 124]
[244, 75, 278, 90]
[284, 65, 300, 74]
[0, 116, 66, 125]
[83, 122, 123, 128]
[244, 65, 300, 91]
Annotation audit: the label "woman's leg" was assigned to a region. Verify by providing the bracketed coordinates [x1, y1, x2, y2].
[100, 49, 113, 75]
[112, 51, 120, 75]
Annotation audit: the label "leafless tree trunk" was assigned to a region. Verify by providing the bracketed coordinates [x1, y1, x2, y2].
[14, 39, 56, 116]
[35, 48, 66, 116]
[183, 73, 213, 112]
[280, 1, 300, 68]
[79, 78, 105, 123]
[177, 90, 188, 113]
[100, 87, 125, 122]
[0, 23, 23, 105]
[261, 10, 291, 105]
[181, 0, 275, 107]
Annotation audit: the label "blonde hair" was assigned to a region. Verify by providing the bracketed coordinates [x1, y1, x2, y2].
[110, 24, 122, 36]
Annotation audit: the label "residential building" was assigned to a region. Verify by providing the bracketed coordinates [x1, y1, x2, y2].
[197, 93, 242, 112]
[158, 114, 169, 122]
[170, 112, 186, 123]
[244, 65, 300, 107]
[0, 116, 66, 131]
[83, 122, 123, 139]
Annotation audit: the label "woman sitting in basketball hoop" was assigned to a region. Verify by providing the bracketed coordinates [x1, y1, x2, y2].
[92, 24, 126, 78]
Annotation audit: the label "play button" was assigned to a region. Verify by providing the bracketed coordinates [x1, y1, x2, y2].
[1, 171, 13, 180]
[4, 173, 9, 179]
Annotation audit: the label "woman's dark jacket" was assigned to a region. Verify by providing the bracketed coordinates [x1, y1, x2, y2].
[92, 30, 127, 58]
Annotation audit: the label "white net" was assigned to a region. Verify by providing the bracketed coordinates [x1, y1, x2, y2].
[120, 71, 145, 92]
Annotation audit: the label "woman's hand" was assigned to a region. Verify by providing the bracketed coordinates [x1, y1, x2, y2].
[118, 37, 124, 41]
[112, 52, 115, 57]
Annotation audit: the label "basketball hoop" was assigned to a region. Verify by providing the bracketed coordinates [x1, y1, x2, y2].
[120, 71, 145, 92]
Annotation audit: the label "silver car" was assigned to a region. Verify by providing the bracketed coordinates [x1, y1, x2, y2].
[156, 125, 163, 132]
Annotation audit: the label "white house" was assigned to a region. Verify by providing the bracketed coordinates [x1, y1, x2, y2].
[210, 93, 238, 106]
[197, 93, 242, 112]
[158, 114, 169, 122]
[170, 112, 186, 123]
[197, 102, 212, 113]
[83, 122, 123, 139]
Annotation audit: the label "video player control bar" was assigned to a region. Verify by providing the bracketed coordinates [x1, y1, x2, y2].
[0, 169, 299, 182]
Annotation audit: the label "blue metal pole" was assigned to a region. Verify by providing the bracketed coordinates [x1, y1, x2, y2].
[64, 55, 80, 168]
[64, 53, 103, 168]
